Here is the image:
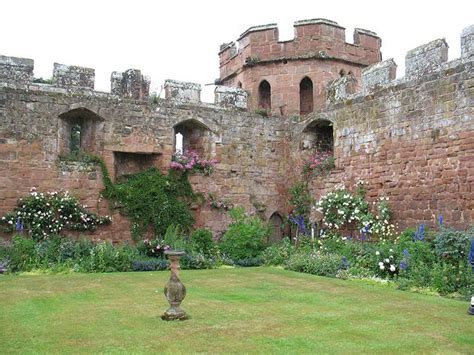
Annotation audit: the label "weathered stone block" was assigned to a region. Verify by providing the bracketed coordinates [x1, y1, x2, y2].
[326, 74, 357, 103]
[0, 55, 34, 84]
[405, 39, 448, 79]
[362, 59, 397, 93]
[53, 63, 95, 89]
[110, 69, 150, 100]
[214, 86, 247, 109]
[164, 80, 201, 104]
[461, 24, 474, 58]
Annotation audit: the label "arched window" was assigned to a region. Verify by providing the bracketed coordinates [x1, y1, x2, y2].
[300, 77, 313, 115]
[58, 108, 104, 157]
[258, 80, 271, 111]
[70, 124, 82, 154]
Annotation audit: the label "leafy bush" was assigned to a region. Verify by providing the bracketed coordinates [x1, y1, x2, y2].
[315, 183, 395, 240]
[180, 252, 217, 270]
[136, 238, 170, 258]
[219, 208, 270, 260]
[79, 241, 137, 273]
[302, 150, 335, 177]
[434, 227, 471, 263]
[9, 235, 38, 272]
[285, 252, 343, 277]
[262, 239, 294, 266]
[190, 228, 216, 257]
[163, 224, 189, 251]
[288, 182, 313, 220]
[0, 189, 111, 241]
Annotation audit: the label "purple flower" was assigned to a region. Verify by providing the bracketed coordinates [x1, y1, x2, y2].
[413, 224, 425, 241]
[15, 218, 24, 232]
[289, 215, 307, 235]
[403, 248, 410, 258]
[399, 260, 408, 270]
[438, 215, 443, 226]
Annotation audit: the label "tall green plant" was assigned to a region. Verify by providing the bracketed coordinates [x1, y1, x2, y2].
[219, 207, 270, 260]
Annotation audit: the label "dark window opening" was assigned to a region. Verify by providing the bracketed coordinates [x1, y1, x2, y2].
[339, 69, 346, 77]
[301, 119, 334, 152]
[237, 81, 242, 88]
[258, 80, 271, 111]
[300, 77, 314, 115]
[70, 124, 81, 154]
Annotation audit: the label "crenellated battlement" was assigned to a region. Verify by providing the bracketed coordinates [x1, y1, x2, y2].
[218, 18, 381, 83]
[217, 17, 382, 115]
[327, 24, 473, 104]
[0, 60, 248, 109]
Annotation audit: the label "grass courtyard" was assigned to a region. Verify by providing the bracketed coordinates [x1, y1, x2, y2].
[1, 267, 473, 354]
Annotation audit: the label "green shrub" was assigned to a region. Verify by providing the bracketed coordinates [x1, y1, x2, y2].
[434, 227, 471, 263]
[288, 182, 313, 220]
[163, 224, 188, 251]
[262, 239, 294, 266]
[190, 228, 216, 257]
[9, 235, 38, 271]
[180, 252, 217, 270]
[219, 208, 270, 260]
[285, 252, 343, 277]
[78, 241, 137, 273]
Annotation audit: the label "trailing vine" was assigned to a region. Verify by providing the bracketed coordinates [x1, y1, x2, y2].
[88, 153, 203, 241]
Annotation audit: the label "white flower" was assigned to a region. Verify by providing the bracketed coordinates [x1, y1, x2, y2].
[375, 251, 380, 255]
[384, 258, 390, 263]
[390, 265, 396, 272]
[379, 264, 385, 270]
[389, 249, 393, 252]
[378, 262, 384, 267]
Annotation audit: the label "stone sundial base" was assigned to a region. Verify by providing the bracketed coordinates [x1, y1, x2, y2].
[161, 250, 190, 321]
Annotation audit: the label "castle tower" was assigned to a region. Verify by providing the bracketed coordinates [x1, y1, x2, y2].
[217, 18, 382, 116]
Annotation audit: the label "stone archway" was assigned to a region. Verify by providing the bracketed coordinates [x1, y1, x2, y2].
[268, 212, 284, 244]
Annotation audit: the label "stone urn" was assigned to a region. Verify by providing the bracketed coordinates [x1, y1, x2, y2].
[161, 250, 189, 321]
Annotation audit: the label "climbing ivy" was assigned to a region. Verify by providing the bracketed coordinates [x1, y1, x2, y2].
[86, 155, 197, 241]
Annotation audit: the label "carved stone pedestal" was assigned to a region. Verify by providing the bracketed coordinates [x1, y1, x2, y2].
[161, 250, 189, 321]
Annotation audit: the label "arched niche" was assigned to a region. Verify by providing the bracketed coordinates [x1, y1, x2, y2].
[300, 119, 334, 153]
[58, 107, 104, 156]
[268, 212, 284, 244]
[173, 119, 217, 159]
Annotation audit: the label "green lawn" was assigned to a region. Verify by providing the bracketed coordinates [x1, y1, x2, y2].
[0, 267, 473, 354]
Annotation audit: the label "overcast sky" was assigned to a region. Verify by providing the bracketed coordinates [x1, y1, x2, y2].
[1, 0, 472, 101]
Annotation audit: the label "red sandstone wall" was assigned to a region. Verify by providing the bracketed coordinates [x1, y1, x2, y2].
[296, 59, 474, 230]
